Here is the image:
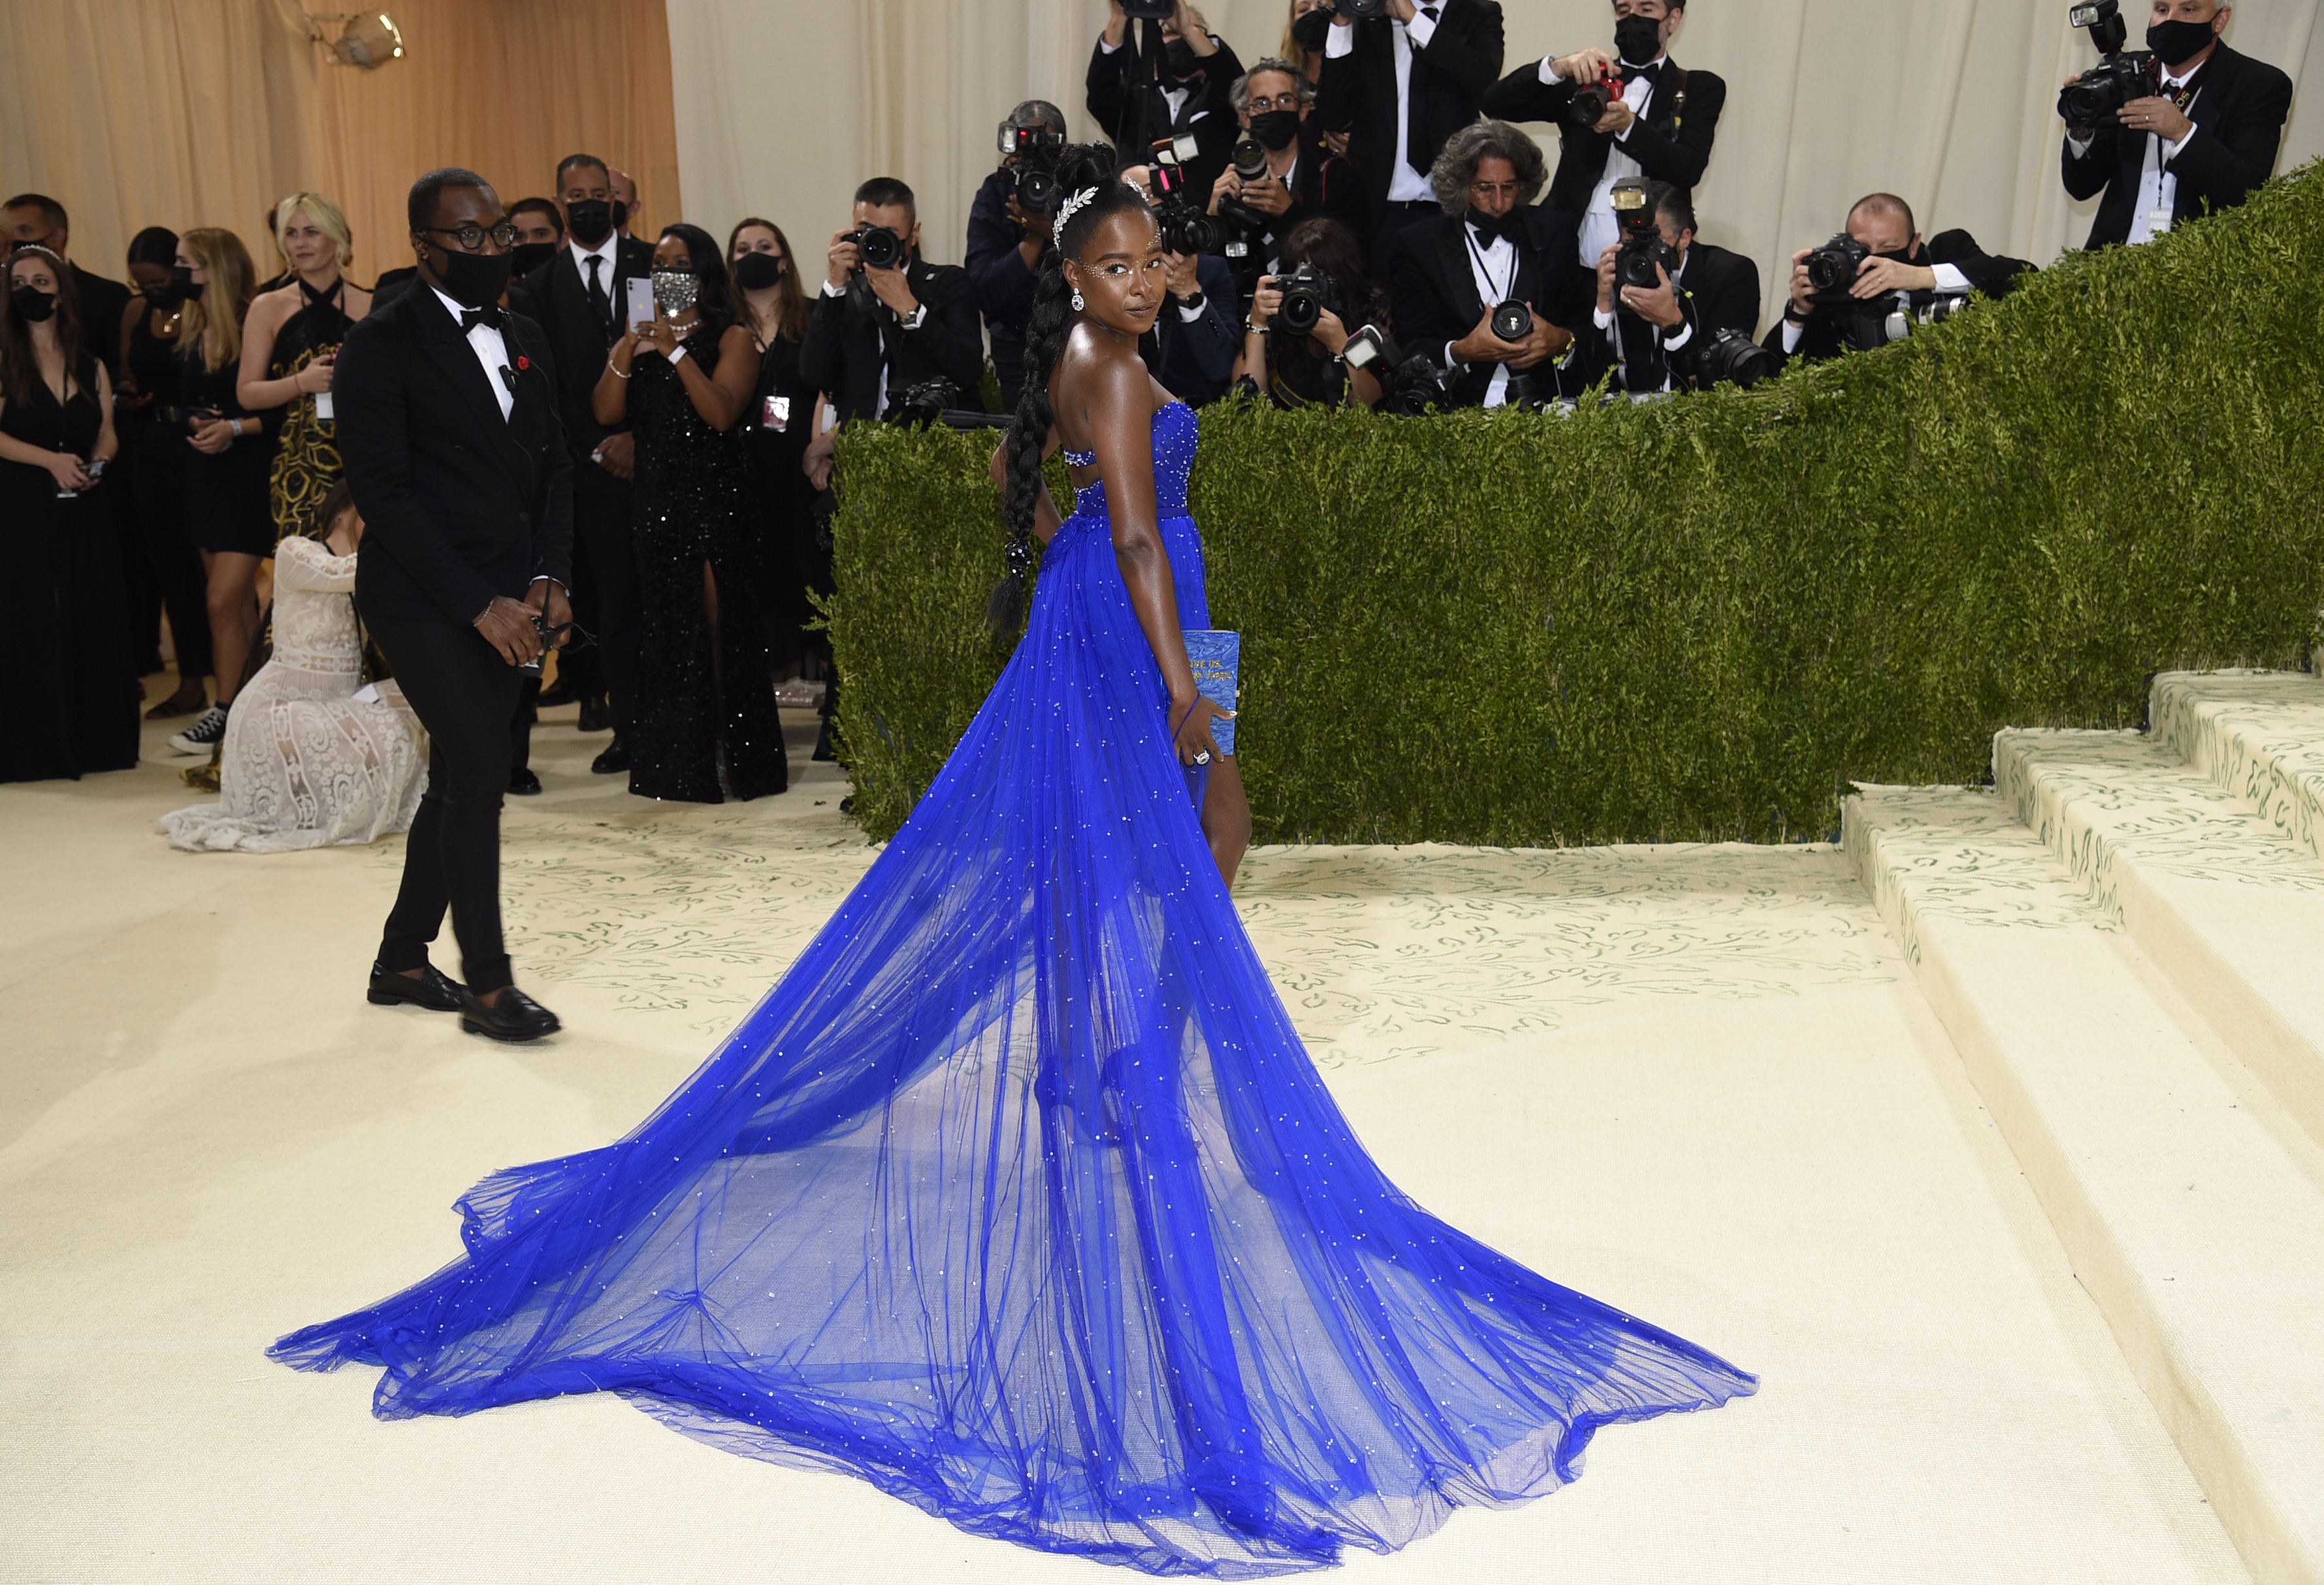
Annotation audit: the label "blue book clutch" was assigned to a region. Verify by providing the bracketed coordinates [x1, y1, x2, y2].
[1183, 630, 1239, 757]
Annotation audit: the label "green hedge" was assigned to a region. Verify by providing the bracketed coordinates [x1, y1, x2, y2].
[822, 168, 2324, 846]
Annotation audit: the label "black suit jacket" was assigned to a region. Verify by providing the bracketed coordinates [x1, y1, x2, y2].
[966, 167, 1039, 352]
[1577, 239, 1759, 393]
[1089, 31, 1246, 203]
[1148, 253, 1242, 406]
[1386, 208, 1583, 407]
[2064, 42, 2291, 248]
[1483, 56, 1726, 276]
[1761, 230, 2033, 367]
[334, 284, 573, 626]
[522, 238, 656, 457]
[68, 263, 131, 381]
[798, 261, 986, 424]
[1317, 1, 1506, 223]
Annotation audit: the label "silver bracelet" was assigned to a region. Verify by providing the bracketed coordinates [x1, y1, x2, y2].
[609, 361, 632, 379]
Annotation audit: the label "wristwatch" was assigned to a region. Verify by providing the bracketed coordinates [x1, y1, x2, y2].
[1176, 289, 1206, 312]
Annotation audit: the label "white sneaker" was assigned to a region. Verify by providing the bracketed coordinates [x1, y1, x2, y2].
[167, 704, 229, 755]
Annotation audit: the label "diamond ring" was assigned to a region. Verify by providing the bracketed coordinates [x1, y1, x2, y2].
[1195, 751, 1212, 765]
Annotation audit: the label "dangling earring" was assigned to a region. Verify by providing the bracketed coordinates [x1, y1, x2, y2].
[1071, 287, 1086, 312]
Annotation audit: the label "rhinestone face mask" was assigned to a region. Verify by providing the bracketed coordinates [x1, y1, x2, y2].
[651, 268, 700, 314]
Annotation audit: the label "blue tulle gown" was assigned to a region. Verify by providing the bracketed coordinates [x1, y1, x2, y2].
[271, 400, 1756, 1575]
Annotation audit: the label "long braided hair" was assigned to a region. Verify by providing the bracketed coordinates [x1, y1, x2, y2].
[989, 145, 1152, 631]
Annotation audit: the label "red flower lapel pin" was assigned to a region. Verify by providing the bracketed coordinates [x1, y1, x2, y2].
[516, 355, 532, 372]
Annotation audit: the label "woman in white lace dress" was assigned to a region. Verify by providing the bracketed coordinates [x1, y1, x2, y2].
[157, 483, 425, 852]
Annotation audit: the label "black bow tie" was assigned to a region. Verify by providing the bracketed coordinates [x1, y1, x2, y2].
[458, 304, 504, 332]
[1622, 61, 1660, 83]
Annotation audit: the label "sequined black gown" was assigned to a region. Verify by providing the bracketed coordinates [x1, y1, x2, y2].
[266, 277, 356, 542]
[626, 327, 787, 801]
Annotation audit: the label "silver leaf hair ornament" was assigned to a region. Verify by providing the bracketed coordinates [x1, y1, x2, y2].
[1053, 186, 1101, 233]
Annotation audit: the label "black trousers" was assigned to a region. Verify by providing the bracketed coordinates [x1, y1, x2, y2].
[371, 615, 526, 993]
[569, 461, 641, 734]
[130, 415, 212, 680]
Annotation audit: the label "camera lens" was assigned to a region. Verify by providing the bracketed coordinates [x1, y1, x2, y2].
[1231, 136, 1268, 182]
[1572, 84, 1613, 125]
[858, 227, 903, 270]
[1491, 300, 1533, 342]
[1016, 166, 1057, 209]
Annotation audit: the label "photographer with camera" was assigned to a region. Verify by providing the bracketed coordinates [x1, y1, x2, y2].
[1235, 217, 1393, 409]
[967, 101, 1071, 412]
[1383, 120, 1579, 409]
[1766, 193, 2033, 367]
[1315, 0, 1506, 264]
[1482, 0, 1724, 324]
[1118, 161, 1244, 405]
[1205, 60, 1365, 296]
[2059, 0, 2289, 249]
[1091, 1, 1246, 205]
[1583, 178, 1760, 395]
[799, 178, 984, 427]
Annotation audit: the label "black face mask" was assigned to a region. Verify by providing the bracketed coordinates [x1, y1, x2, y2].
[1614, 14, 1663, 65]
[169, 264, 204, 302]
[1290, 7, 1331, 53]
[1249, 109, 1301, 151]
[509, 240, 558, 278]
[733, 250, 787, 291]
[10, 284, 56, 323]
[432, 245, 513, 310]
[566, 198, 622, 247]
[1165, 39, 1200, 78]
[2147, 17, 2216, 67]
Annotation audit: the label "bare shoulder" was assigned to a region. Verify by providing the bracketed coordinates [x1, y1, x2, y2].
[718, 323, 757, 358]
[251, 283, 300, 324]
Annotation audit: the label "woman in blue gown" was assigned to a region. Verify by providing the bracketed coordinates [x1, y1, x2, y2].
[270, 151, 1755, 1576]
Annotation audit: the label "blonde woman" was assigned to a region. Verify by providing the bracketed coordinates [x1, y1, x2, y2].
[165, 227, 267, 757]
[238, 192, 371, 545]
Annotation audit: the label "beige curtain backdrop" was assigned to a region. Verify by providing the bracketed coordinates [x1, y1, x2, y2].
[670, 0, 2321, 334]
[0, 0, 681, 294]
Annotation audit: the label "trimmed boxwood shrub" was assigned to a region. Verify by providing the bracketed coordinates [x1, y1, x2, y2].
[822, 167, 2324, 846]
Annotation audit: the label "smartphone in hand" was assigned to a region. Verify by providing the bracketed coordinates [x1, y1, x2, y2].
[625, 276, 655, 334]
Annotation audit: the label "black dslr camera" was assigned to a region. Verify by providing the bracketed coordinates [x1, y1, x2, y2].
[1274, 262, 1342, 336]
[999, 121, 1066, 211]
[848, 224, 906, 271]
[1147, 158, 1218, 255]
[1214, 136, 1273, 253]
[1696, 328, 1780, 389]
[1122, 0, 1176, 17]
[1611, 180, 1679, 292]
[2060, 0, 2157, 128]
[1804, 232, 1873, 304]
[1572, 72, 1626, 127]
[1334, 0, 1388, 16]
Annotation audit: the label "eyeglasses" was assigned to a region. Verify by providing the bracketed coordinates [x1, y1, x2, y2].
[1469, 180, 1523, 199]
[419, 221, 519, 253]
[1247, 93, 1302, 112]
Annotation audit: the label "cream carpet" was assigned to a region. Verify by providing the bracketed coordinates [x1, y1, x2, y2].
[0, 686, 2248, 1583]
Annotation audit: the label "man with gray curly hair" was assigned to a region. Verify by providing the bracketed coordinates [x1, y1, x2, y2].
[1383, 119, 1581, 408]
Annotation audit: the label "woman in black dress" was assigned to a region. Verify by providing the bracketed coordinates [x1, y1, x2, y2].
[725, 217, 819, 679]
[116, 225, 215, 719]
[591, 223, 787, 803]
[165, 227, 270, 758]
[237, 193, 371, 545]
[0, 246, 138, 782]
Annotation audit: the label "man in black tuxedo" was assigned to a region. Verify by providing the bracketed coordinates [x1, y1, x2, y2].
[967, 99, 1069, 415]
[521, 153, 654, 765]
[335, 168, 573, 1042]
[1384, 120, 1582, 409]
[1481, 0, 1724, 323]
[799, 178, 985, 424]
[2062, 0, 2289, 249]
[1089, 1, 1245, 208]
[3, 194, 131, 380]
[1203, 58, 1368, 300]
[1315, 0, 1506, 262]
[1765, 193, 2033, 368]
[1116, 162, 1244, 405]
[1579, 180, 1758, 395]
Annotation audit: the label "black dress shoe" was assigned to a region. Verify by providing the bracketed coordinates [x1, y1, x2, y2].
[509, 766, 543, 795]
[591, 736, 630, 775]
[367, 960, 466, 1012]
[575, 695, 611, 733]
[536, 678, 580, 708]
[459, 985, 562, 1042]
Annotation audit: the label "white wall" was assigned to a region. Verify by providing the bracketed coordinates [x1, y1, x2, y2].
[668, 0, 2323, 328]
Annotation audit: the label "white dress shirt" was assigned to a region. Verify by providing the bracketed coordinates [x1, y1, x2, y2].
[2068, 66, 2202, 245]
[1452, 219, 1517, 408]
[430, 285, 513, 421]
[1096, 35, 1212, 157]
[822, 276, 928, 421]
[1544, 52, 1664, 268]
[1326, 8, 1442, 203]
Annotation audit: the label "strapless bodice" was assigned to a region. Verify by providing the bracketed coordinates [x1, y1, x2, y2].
[1063, 400, 1196, 519]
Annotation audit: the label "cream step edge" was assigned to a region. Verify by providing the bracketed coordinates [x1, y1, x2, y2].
[2152, 671, 2324, 865]
[1994, 728, 2324, 1152]
[1847, 787, 2324, 1585]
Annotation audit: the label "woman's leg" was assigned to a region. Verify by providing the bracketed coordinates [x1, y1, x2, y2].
[206, 551, 263, 705]
[1201, 756, 1252, 889]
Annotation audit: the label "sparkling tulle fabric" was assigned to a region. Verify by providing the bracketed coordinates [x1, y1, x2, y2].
[270, 400, 1754, 1575]
[157, 537, 424, 852]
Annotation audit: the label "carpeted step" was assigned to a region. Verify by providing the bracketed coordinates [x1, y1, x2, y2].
[2151, 670, 2324, 866]
[1847, 786, 2324, 1585]
[1994, 728, 2324, 1152]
